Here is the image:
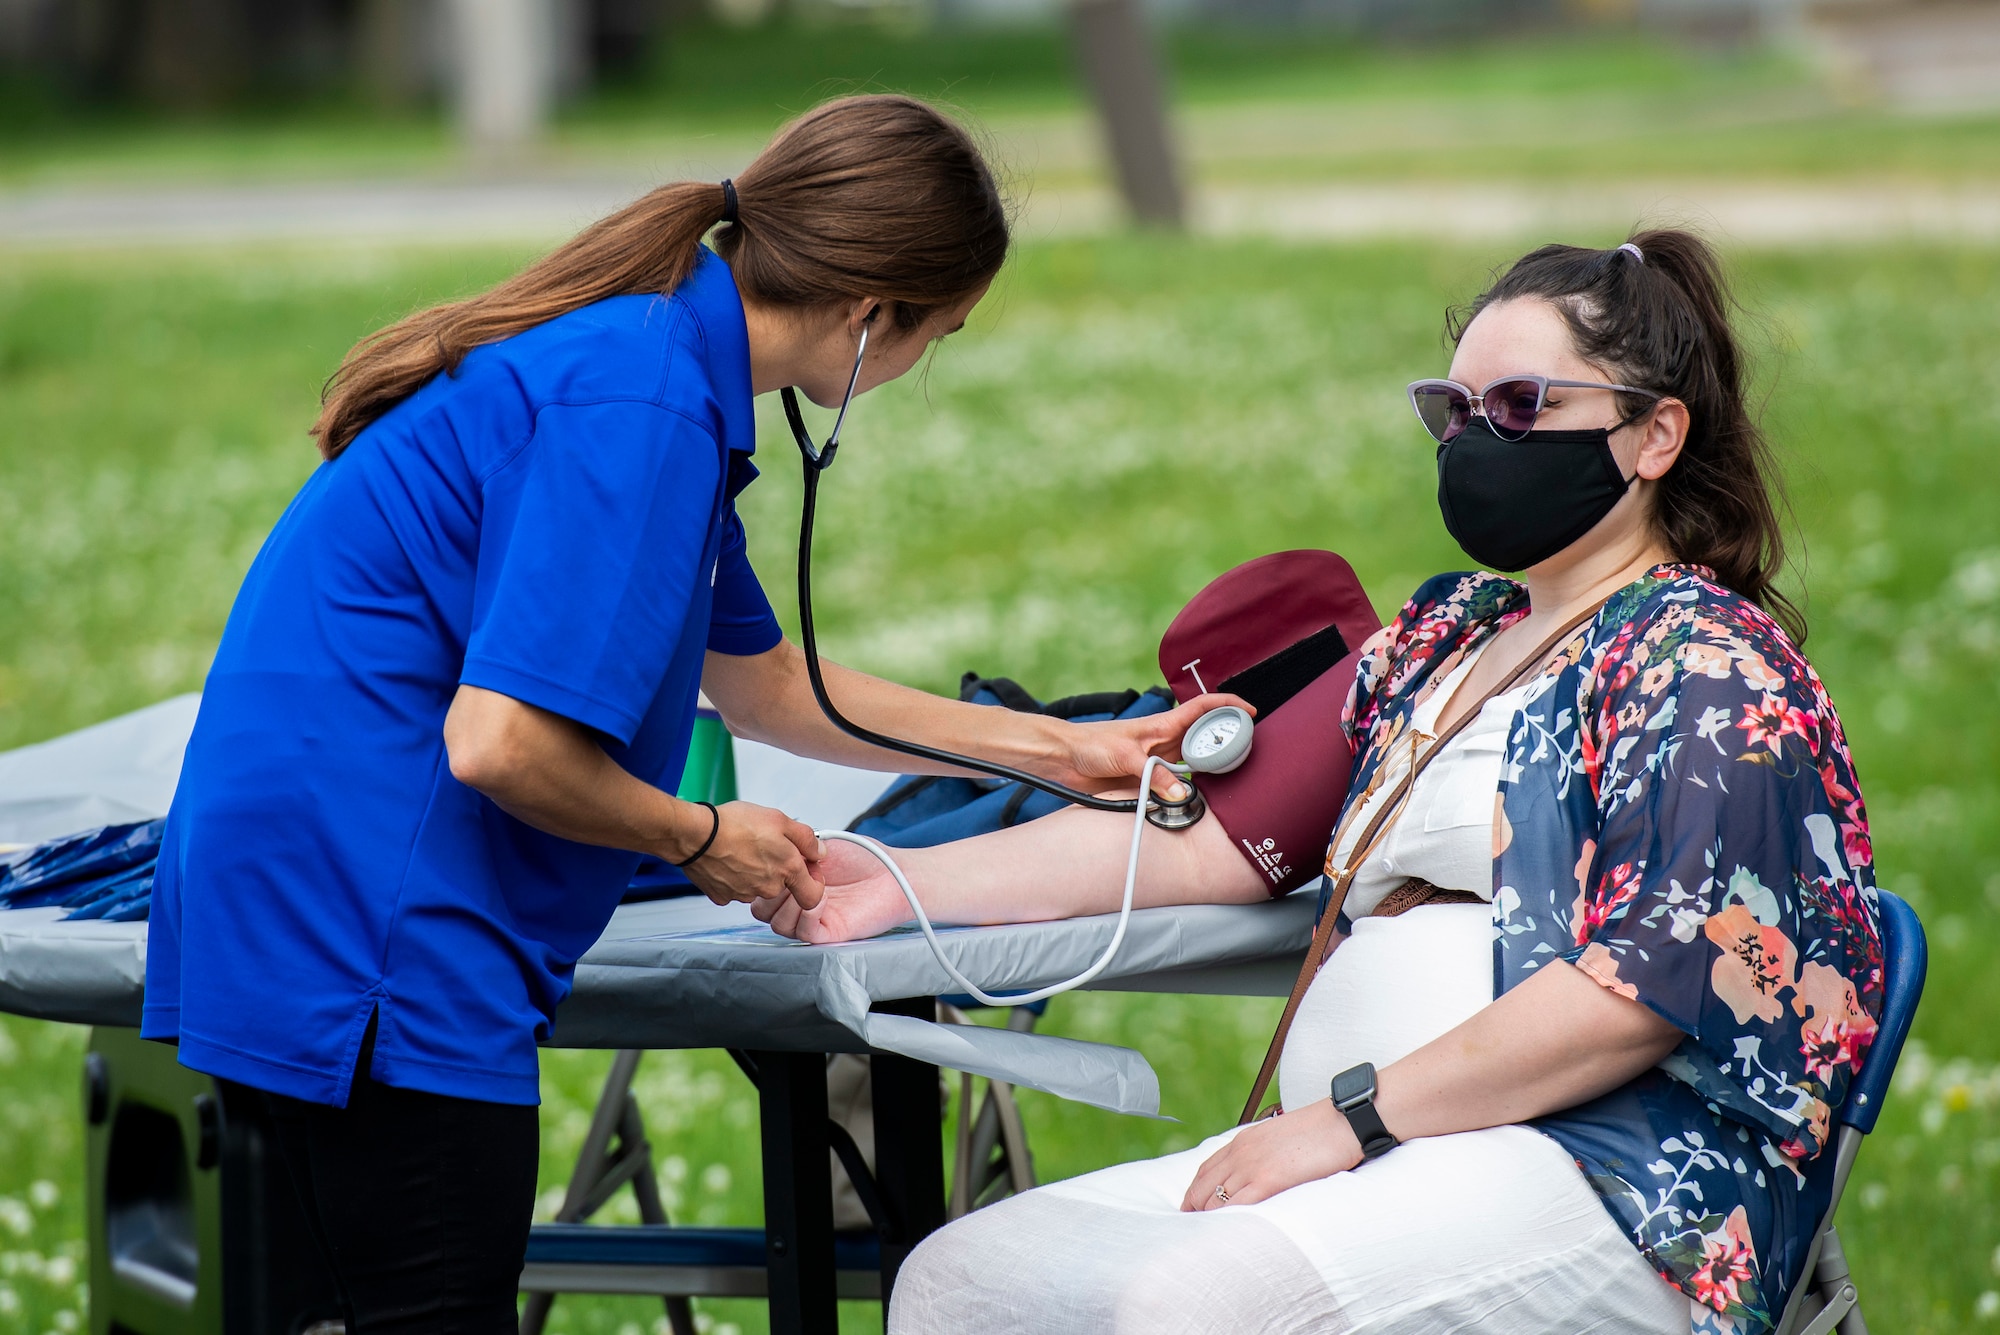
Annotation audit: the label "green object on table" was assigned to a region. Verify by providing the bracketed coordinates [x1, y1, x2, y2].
[677, 710, 737, 806]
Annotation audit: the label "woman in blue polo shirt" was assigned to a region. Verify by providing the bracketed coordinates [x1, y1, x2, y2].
[140, 95, 1222, 1332]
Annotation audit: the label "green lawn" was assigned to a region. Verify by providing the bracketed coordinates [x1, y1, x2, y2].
[1, 235, 1998, 1334]
[6, 24, 2000, 189]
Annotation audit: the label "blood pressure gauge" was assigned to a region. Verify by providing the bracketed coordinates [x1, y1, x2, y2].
[1181, 704, 1254, 774]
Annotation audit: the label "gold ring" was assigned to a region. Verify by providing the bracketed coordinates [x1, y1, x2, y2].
[1214, 1185, 1230, 1204]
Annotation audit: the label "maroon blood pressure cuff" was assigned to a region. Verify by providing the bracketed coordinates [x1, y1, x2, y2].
[1157, 550, 1382, 896]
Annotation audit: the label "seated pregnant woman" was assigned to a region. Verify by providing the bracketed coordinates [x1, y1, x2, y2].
[760, 230, 1885, 1335]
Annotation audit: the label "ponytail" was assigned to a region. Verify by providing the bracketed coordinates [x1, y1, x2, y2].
[1450, 227, 1804, 641]
[312, 94, 1009, 460]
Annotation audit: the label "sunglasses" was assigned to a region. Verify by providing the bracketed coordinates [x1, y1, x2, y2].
[1406, 374, 1663, 444]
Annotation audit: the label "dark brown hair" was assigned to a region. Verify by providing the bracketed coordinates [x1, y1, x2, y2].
[1450, 228, 1803, 641]
[312, 94, 1010, 460]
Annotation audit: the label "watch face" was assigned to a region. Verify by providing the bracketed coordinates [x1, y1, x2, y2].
[1181, 705, 1253, 774]
[1185, 713, 1243, 759]
[1331, 1063, 1376, 1107]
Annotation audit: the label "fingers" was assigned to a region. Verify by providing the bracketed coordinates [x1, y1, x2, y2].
[1177, 691, 1257, 721]
[782, 818, 827, 909]
[683, 803, 826, 907]
[1180, 1147, 1234, 1213]
[784, 854, 825, 911]
[784, 819, 826, 867]
[1146, 765, 1192, 803]
[767, 895, 805, 940]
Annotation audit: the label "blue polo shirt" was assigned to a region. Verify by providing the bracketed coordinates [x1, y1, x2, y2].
[140, 249, 783, 1107]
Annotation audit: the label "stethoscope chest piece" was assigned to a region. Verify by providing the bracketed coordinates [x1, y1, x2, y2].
[1181, 704, 1254, 774]
[1145, 785, 1207, 831]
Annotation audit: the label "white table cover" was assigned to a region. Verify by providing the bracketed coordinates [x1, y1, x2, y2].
[0, 699, 1313, 1116]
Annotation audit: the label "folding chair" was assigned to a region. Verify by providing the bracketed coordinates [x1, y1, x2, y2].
[1771, 889, 1927, 1335]
[518, 1047, 893, 1335]
[937, 999, 1046, 1219]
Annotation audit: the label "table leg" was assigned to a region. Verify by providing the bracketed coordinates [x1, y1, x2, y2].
[754, 1050, 839, 1335]
[870, 997, 948, 1307]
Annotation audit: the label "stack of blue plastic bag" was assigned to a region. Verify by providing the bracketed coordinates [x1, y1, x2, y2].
[0, 819, 163, 921]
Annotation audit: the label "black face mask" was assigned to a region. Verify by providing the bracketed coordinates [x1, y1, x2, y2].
[1435, 418, 1634, 572]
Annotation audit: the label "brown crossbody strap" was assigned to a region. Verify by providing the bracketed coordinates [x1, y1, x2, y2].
[1235, 597, 1608, 1126]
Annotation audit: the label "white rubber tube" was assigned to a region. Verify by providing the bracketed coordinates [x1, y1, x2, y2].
[816, 755, 1180, 1007]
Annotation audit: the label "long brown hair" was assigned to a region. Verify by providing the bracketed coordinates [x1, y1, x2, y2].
[1450, 228, 1804, 641]
[312, 94, 1010, 460]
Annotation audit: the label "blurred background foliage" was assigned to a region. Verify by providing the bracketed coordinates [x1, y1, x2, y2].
[2, 0, 1999, 1332]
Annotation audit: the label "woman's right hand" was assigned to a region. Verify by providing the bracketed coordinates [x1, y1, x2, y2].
[752, 838, 914, 943]
[679, 801, 826, 910]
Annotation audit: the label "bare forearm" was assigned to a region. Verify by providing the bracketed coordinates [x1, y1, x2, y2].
[705, 641, 1065, 775]
[1372, 960, 1683, 1140]
[444, 686, 707, 861]
[870, 803, 1266, 923]
[1178, 946, 1690, 1214]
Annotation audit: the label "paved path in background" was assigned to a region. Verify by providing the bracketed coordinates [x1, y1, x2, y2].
[2, 175, 1998, 248]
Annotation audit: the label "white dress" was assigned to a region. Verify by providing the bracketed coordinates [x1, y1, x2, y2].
[888, 652, 1696, 1335]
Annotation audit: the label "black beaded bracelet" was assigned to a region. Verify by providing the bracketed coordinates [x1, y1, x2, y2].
[674, 800, 721, 868]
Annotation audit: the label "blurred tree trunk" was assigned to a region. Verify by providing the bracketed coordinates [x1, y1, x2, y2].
[133, 0, 249, 107]
[448, 0, 582, 151]
[1066, 0, 1185, 228]
[359, 0, 435, 107]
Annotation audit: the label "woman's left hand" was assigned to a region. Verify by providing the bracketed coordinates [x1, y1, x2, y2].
[1061, 693, 1255, 798]
[1180, 1101, 1362, 1211]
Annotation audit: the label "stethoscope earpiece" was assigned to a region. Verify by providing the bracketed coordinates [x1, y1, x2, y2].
[784, 320, 871, 473]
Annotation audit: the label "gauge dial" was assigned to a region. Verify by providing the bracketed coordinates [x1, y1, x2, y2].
[1181, 705, 1254, 774]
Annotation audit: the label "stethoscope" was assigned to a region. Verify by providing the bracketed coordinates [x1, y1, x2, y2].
[784, 317, 1254, 829]
[779, 318, 1254, 1005]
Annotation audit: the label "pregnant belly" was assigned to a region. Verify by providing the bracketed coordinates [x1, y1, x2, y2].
[1277, 902, 1495, 1113]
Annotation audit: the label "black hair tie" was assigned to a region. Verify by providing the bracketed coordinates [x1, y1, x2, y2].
[674, 800, 721, 867]
[719, 179, 739, 228]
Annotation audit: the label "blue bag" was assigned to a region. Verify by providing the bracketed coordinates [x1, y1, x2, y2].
[0, 819, 163, 922]
[848, 673, 1173, 849]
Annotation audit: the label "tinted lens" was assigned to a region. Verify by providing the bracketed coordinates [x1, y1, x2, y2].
[1482, 378, 1544, 439]
[1411, 385, 1471, 442]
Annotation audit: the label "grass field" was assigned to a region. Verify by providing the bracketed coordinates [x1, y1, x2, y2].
[1, 232, 1998, 1335]
[7, 24, 2000, 192]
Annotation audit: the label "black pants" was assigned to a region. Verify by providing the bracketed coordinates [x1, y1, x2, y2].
[267, 1024, 540, 1334]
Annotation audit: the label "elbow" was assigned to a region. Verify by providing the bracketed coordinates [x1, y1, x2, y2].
[445, 730, 508, 796]
[444, 702, 528, 799]
[446, 744, 489, 794]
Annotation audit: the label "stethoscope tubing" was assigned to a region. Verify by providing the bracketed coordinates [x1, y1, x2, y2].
[781, 333, 1187, 1006]
[815, 753, 1169, 1007]
[789, 397, 1150, 816]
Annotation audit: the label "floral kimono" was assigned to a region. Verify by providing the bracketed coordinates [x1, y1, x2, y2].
[1336, 564, 1885, 1335]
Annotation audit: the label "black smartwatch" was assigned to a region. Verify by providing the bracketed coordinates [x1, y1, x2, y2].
[1330, 1062, 1399, 1162]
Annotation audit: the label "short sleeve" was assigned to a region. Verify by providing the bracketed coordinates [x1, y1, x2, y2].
[462, 400, 723, 746]
[705, 501, 782, 656]
[1565, 600, 1883, 1158]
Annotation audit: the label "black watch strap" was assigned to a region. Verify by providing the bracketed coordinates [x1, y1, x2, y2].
[1330, 1062, 1399, 1162]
